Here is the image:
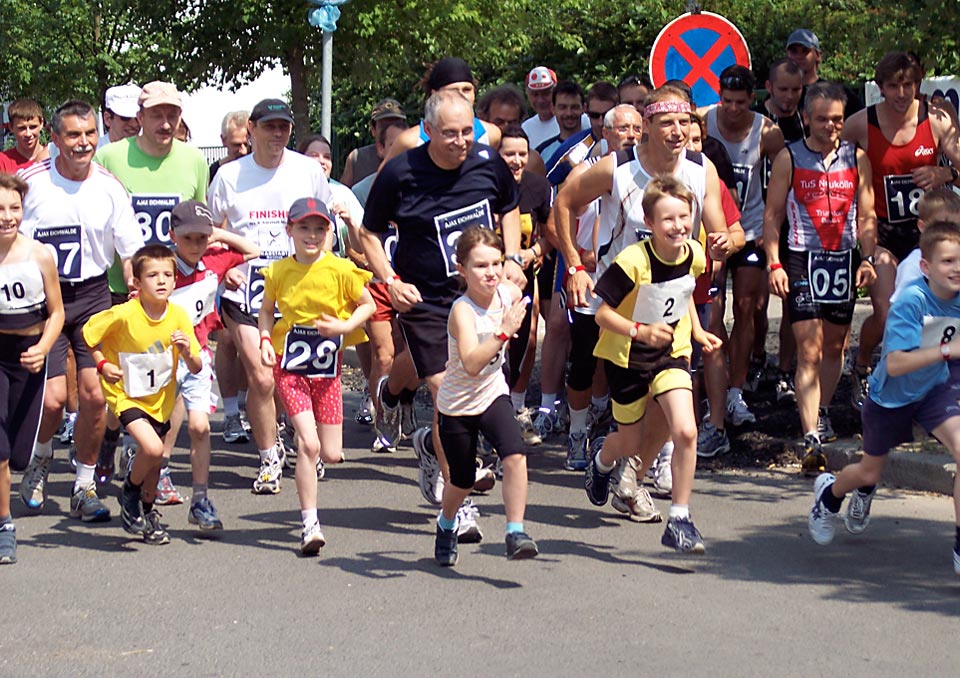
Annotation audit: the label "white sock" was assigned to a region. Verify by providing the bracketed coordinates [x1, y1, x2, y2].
[569, 406, 589, 434]
[34, 438, 54, 461]
[74, 463, 95, 492]
[510, 391, 526, 413]
[594, 453, 615, 474]
[668, 504, 690, 520]
[590, 394, 609, 410]
[727, 387, 743, 404]
[223, 396, 239, 417]
[301, 509, 318, 528]
[540, 393, 557, 411]
[259, 447, 277, 463]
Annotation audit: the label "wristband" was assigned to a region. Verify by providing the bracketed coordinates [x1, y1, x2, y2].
[942, 342, 952, 361]
[567, 264, 586, 276]
[385, 275, 400, 287]
[629, 322, 641, 339]
[96, 359, 109, 374]
[496, 331, 510, 342]
[766, 262, 783, 273]
[260, 336, 273, 346]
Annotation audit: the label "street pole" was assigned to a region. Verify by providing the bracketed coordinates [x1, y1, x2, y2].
[322, 30, 332, 140]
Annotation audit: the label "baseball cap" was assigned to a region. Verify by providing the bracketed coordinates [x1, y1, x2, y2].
[138, 81, 182, 109]
[526, 66, 558, 91]
[170, 200, 214, 235]
[104, 84, 142, 117]
[250, 99, 295, 124]
[371, 98, 406, 122]
[288, 197, 333, 224]
[787, 29, 820, 51]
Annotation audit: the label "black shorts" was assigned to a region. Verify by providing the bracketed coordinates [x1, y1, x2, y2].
[727, 240, 767, 271]
[877, 219, 920, 263]
[49, 273, 110, 378]
[110, 292, 129, 307]
[438, 395, 525, 489]
[0, 334, 46, 471]
[119, 407, 172, 439]
[567, 310, 600, 391]
[604, 356, 690, 425]
[397, 301, 452, 379]
[785, 249, 857, 326]
[220, 297, 257, 328]
[537, 251, 557, 302]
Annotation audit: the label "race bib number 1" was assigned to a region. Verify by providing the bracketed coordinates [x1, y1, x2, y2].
[434, 200, 494, 277]
[883, 174, 922, 223]
[119, 348, 174, 398]
[133, 195, 179, 246]
[34, 225, 81, 280]
[281, 326, 342, 378]
[807, 249, 852, 304]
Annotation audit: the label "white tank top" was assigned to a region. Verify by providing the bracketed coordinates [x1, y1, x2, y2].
[0, 259, 47, 329]
[706, 108, 765, 239]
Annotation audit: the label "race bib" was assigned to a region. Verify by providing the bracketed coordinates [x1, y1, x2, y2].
[631, 276, 695, 325]
[382, 226, 399, 267]
[133, 195, 178, 246]
[0, 262, 45, 314]
[732, 163, 752, 206]
[807, 249, 852, 304]
[434, 200, 494, 277]
[921, 315, 960, 349]
[883, 174, 923, 223]
[34, 225, 81, 280]
[244, 261, 281, 318]
[119, 347, 174, 398]
[281, 326, 342, 378]
[257, 227, 292, 262]
[170, 274, 218, 326]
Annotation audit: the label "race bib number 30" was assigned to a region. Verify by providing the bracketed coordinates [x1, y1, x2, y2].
[883, 174, 922, 223]
[34, 224, 81, 280]
[434, 200, 494, 277]
[133, 195, 179, 246]
[119, 347, 174, 398]
[807, 249, 852, 304]
[631, 276, 695, 325]
[281, 326, 342, 378]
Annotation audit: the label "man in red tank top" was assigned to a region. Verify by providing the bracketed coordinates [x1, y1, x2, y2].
[841, 52, 960, 409]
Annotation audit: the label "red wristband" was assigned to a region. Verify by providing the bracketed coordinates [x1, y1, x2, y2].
[260, 336, 273, 346]
[496, 331, 510, 342]
[767, 262, 783, 272]
[96, 359, 109, 374]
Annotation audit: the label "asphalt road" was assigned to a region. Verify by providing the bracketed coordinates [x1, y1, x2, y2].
[3, 391, 960, 678]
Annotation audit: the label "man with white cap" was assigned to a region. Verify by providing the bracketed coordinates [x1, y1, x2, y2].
[99, 84, 142, 147]
[95, 80, 209, 501]
[521, 66, 561, 150]
[787, 28, 863, 120]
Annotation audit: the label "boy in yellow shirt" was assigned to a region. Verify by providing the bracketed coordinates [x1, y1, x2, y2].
[83, 245, 202, 544]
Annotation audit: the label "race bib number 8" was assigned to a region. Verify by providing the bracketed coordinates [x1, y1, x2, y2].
[883, 174, 923, 223]
[133, 195, 179, 246]
[807, 249, 852, 304]
[631, 276, 695, 325]
[434, 200, 494, 277]
[119, 348, 174, 398]
[34, 225, 81, 280]
[921, 316, 960, 349]
[281, 326, 342, 378]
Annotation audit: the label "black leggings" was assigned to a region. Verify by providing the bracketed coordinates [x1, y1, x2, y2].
[566, 310, 599, 392]
[0, 334, 46, 471]
[438, 395, 525, 489]
[507, 270, 535, 389]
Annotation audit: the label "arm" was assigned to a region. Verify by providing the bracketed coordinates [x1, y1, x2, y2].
[855, 148, 878, 288]
[595, 302, 674, 348]
[762, 149, 793, 298]
[499, 206, 526, 287]
[918, 100, 960, 190]
[481, 121, 502, 150]
[89, 346, 122, 383]
[20, 243, 65, 373]
[840, 110, 867, 147]
[208, 228, 260, 262]
[170, 328, 202, 374]
[887, 336, 960, 377]
[380, 126, 421, 167]
[122, 258, 134, 294]
[687, 296, 722, 353]
[314, 286, 376, 337]
[358, 226, 423, 312]
[258, 287, 278, 367]
[702, 157, 744, 258]
[761, 121, 785, 164]
[450, 294, 529, 377]
[330, 200, 368, 268]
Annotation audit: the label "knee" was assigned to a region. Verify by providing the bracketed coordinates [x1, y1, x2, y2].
[188, 418, 210, 441]
[298, 438, 320, 461]
[139, 439, 164, 459]
[248, 366, 274, 395]
[673, 424, 697, 450]
[79, 385, 105, 410]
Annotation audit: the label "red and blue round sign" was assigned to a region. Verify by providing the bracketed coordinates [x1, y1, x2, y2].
[650, 12, 751, 107]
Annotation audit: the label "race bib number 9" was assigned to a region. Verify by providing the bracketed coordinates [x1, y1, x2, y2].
[631, 276, 695, 325]
[281, 326, 342, 378]
[170, 274, 219, 326]
[133, 195, 179, 246]
[119, 347, 174, 398]
[434, 200, 494, 277]
[883, 174, 922, 223]
[34, 225, 81, 280]
[921, 315, 960, 349]
[807, 249, 852, 304]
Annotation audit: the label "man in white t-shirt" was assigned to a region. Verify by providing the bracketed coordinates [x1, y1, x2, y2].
[521, 66, 560, 151]
[98, 84, 142, 148]
[208, 98, 332, 495]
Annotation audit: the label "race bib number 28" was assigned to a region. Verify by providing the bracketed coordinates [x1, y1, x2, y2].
[281, 326, 342, 378]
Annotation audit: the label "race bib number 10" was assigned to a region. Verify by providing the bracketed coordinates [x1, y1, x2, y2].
[133, 195, 179, 246]
[34, 224, 81, 280]
[281, 326, 342, 378]
[434, 200, 494, 277]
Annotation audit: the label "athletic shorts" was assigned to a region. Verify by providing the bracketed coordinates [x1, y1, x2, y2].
[49, 273, 110, 378]
[397, 301, 451, 379]
[176, 347, 216, 413]
[438, 395, 525, 489]
[119, 407, 172, 439]
[727, 240, 767, 271]
[537, 251, 557, 302]
[220, 297, 257, 328]
[110, 292, 129, 307]
[861, 380, 960, 456]
[604, 358, 691, 425]
[877, 219, 920, 264]
[368, 281, 395, 323]
[273, 362, 343, 425]
[785, 249, 858, 326]
[0, 334, 46, 470]
[567, 310, 600, 391]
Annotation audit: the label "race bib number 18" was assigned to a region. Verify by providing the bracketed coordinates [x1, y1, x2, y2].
[883, 174, 922, 223]
[281, 326, 342, 378]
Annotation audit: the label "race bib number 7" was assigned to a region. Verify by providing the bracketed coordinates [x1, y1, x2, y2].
[281, 326, 342, 378]
[34, 225, 81, 280]
[434, 200, 494, 277]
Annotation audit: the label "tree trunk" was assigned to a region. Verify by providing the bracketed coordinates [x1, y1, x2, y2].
[287, 45, 311, 144]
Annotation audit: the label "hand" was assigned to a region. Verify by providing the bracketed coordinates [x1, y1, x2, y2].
[768, 267, 789, 298]
[518, 249, 536, 270]
[260, 342, 276, 367]
[224, 267, 246, 291]
[640, 322, 674, 348]
[170, 330, 192, 357]
[388, 280, 423, 313]
[20, 345, 46, 373]
[855, 261, 877, 288]
[912, 165, 949, 192]
[314, 313, 349, 336]
[101, 363, 123, 384]
[331, 201, 355, 228]
[565, 269, 595, 308]
[499, 296, 531, 337]
[707, 232, 733, 260]
[503, 259, 526, 288]
[695, 330, 724, 354]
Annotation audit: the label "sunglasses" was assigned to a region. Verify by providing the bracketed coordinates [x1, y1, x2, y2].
[586, 110, 606, 119]
[719, 74, 753, 91]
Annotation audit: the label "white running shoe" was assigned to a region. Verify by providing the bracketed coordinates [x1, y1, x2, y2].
[809, 473, 838, 545]
[726, 391, 756, 426]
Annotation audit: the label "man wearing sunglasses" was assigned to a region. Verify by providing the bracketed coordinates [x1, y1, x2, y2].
[99, 84, 142, 147]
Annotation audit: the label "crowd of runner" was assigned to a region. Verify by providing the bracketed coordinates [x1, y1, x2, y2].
[2, 28, 960, 573]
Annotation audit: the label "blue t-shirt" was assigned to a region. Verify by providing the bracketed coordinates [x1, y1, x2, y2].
[869, 277, 960, 407]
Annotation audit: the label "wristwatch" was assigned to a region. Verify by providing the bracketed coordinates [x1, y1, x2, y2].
[863, 255, 876, 266]
[942, 342, 952, 361]
[385, 275, 400, 287]
[567, 264, 586, 276]
[506, 253, 525, 267]
[629, 322, 641, 338]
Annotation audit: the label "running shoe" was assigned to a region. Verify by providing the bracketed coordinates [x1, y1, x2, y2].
[252, 455, 282, 494]
[584, 453, 613, 506]
[120, 479, 145, 534]
[355, 389, 374, 426]
[851, 366, 871, 411]
[697, 422, 731, 458]
[954, 548, 960, 577]
[0, 522, 16, 565]
[374, 376, 402, 447]
[19, 454, 51, 511]
[69, 483, 111, 522]
[653, 457, 673, 496]
[531, 408, 555, 440]
[474, 461, 496, 493]
[155, 468, 185, 506]
[188, 496, 224, 530]
[661, 515, 706, 554]
[726, 391, 756, 426]
[371, 434, 397, 454]
[844, 485, 876, 535]
[316, 457, 325, 480]
[142, 509, 170, 545]
[775, 372, 796, 404]
[239, 408, 252, 432]
[58, 412, 77, 444]
[516, 408, 542, 447]
[222, 414, 249, 444]
[400, 401, 418, 440]
[505, 531, 539, 560]
[456, 499, 483, 543]
[564, 430, 589, 471]
[96, 436, 118, 484]
[412, 426, 442, 505]
[744, 357, 765, 393]
[611, 487, 662, 523]
[817, 408, 837, 442]
[300, 522, 326, 556]
[809, 473, 838, 545]
[800, 434, 826, 477]
[434, 523, 458, 567]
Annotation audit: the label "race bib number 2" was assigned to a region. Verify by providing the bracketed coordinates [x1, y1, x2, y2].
[434, 200, 494, 277]
[631, 276, 695, 326]
[281, 326, 342, 378]
[34, 225, 81, 280]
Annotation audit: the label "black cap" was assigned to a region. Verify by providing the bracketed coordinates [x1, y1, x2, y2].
[250, 99, 294, 124]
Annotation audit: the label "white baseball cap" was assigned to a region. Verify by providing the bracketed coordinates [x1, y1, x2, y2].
[104, 84, 142, 118]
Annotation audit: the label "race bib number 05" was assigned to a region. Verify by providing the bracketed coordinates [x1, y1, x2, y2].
[883, 174, 922, 224]
[119, 347, 174, 398]
[434, 200, 494, 277]
[631, 276, 695, 326]
[133, 195, 179, 246]
[281, 326, 342, 378]
[34, 224, 81, 280]
[807, 249, 852, 304]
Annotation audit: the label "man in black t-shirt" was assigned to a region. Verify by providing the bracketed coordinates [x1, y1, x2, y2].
[754, 59, 806, 144]
[360, 91, 523, 523]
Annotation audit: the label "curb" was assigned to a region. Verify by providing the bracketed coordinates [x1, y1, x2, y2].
[824, 439, 957, 496]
